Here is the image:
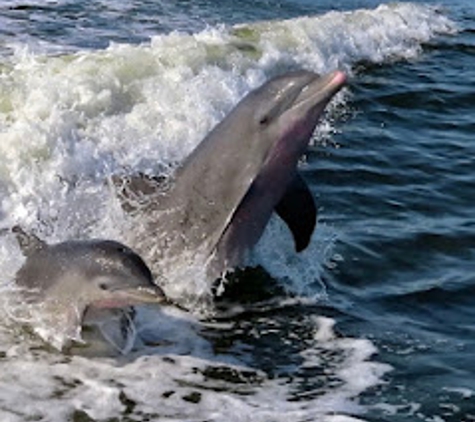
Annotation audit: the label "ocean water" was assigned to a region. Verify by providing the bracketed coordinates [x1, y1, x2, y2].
[0, 1, 473, 421]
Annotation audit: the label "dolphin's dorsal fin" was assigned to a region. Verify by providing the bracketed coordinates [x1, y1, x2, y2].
[12, 225, 46, 256]
[275, 173, 317, 252]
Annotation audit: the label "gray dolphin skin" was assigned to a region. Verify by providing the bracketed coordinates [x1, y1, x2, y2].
[120, 70, 346, 284]
[12, 226, 166, 348]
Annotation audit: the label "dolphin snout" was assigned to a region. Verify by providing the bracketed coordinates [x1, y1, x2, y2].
[94, 283, 168, 308]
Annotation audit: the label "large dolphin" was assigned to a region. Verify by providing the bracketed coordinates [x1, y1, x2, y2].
[118, 70, 346, 291]
[12, 226, 167, 351]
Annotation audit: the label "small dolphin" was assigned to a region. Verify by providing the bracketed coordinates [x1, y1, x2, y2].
[12, 226, 166, 351]
[118, 70, 346, 285]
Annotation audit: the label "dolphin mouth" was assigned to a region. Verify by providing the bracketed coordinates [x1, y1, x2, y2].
[117, 285, 168, 304]
[93, 285, 168, 308]
[289, 70, 347, 115]
[263, 70, 346, 160]
[267, 70, 346, 158]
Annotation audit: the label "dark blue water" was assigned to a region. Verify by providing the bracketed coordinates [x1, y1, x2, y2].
[320, 27, 475, 419]
[316, 4, 475, 418]
[0, 1, 473, 421]
[322, 10, 475, 422]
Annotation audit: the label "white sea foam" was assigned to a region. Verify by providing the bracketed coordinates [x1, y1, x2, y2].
[0, 3, 455, 421]
[0, 311, 391, 421]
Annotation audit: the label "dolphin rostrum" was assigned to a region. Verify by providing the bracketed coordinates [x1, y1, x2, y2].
[118, 70, 346, 292]
[12, 226, 167, 351]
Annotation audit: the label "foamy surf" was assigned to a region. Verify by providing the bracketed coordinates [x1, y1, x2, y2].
[0, 311, 391, 422]
[0, 3, 457, 421]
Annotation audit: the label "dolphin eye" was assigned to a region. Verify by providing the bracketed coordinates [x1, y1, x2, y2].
[259, 115, 270, 126]
[95, 277, 112, 291]
[116, 246, 128, 254]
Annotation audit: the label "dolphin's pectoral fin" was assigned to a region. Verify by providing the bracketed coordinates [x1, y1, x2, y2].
[12, 226, 46, 257]
[275, 173, 317, 252]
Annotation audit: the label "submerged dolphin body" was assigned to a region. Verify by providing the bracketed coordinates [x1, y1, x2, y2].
[120, 70, 346, 287]
[12, 226, 166, 351]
